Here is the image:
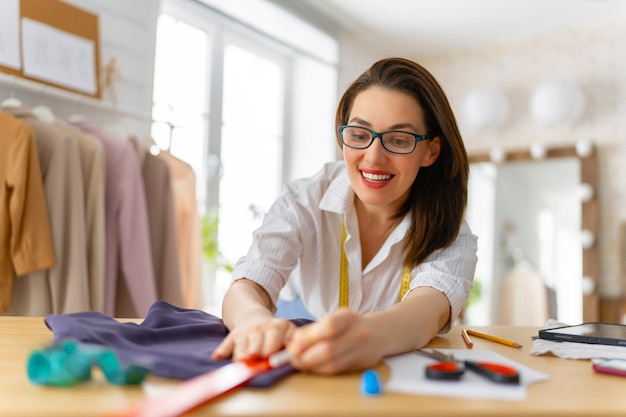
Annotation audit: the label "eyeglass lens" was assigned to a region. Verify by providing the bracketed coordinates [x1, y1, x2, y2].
[342, 126, 416, 154]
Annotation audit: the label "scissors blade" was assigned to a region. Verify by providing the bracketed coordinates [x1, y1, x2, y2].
[463, 360, 520, 384]
[416, 349, 454, 362]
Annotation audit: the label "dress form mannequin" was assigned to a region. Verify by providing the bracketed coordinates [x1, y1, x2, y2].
[498, 221, 549, 326]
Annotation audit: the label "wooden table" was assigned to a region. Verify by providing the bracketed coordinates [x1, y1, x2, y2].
[2, 316, 626, 417]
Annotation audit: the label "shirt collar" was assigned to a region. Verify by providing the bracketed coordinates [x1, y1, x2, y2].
[319, 165, 353, 215]
[318, 164, 411, 236]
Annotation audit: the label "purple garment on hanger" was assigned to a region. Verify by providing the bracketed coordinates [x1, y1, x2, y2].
[44, 301, 313, 387]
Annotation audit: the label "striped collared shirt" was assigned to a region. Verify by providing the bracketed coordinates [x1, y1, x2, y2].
[231, 161, 478, 331]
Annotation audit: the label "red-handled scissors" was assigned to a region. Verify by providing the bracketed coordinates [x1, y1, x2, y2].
[417, 349, 520, 384]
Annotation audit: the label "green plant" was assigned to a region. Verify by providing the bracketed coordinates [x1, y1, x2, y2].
[201, 210, 234, 273]
[467, 279, 482, 308]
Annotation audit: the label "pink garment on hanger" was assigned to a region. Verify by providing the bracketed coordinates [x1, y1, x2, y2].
[71, 120, 157, 318]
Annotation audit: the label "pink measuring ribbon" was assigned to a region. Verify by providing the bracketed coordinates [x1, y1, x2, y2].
[109, 354, 287, 417]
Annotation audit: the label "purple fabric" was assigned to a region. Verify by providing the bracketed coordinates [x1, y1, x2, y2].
[44, 301, 313, 387]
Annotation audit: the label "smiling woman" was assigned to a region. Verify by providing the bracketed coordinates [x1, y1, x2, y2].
[338, 86, 441, 267]
[213, 57, 478, 375]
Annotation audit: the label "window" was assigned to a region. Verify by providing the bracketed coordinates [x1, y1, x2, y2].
[152, 0, 338, 314]
[152, 14, 209, 206]
[217, 43, 285, 299]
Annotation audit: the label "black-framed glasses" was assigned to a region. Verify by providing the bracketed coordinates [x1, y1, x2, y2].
[338, 125, 431, 154]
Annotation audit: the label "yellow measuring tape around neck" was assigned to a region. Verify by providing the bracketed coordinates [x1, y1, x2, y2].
[339, 218, 412, 308]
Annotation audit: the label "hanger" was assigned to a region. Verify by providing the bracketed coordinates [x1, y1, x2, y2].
[103, 123, 128, 141]
[1, 78, 23, 108]
[152, 119, 180, 152]
[32, 105, 56, 123]
[148, 136, 161, 155]
[1, 96, 23, 108]
[68, 114, 88, 123]
[31, 86, 56, 123]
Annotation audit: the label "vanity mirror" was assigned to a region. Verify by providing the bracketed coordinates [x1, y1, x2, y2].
[464, 145, 598, 326]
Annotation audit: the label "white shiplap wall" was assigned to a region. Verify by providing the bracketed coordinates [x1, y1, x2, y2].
[0, 0, 159, 138]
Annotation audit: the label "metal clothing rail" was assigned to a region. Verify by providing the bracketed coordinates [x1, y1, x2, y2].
[0, 72, 151, 122]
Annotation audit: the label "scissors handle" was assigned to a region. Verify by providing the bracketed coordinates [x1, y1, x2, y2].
[425, 361, 464, 380]
[463, 360, 520, 384]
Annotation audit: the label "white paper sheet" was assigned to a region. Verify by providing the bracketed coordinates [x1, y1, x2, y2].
[0, 0, 21, 69]
[383, 349, 549, 401]
[21, 18, 97, 95]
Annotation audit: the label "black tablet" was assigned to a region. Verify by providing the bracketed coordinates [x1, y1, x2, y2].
[538, 322, 626, 346]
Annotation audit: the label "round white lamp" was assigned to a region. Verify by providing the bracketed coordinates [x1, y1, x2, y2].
[582, 276, 595, 295]
[580, 229, 595, 249]
[530, 81, 585, 126]
[489, 147, 506, 164]
[576, 140, 594, 157]
[530, 143, 547, 160]
[462, 88, 510, 131]
[577, 183, 594, 202]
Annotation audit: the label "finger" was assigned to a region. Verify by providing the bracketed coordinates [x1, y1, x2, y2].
[290, 309, 357, 353]
[291, 337, 355, 374]
[261, 320, 294, 357]
[212, 334, 235, 360]
[243, 328, 265, 359]
[289, 313, 378, 374]
[284, 323, 296, 342]
[232, 334, 251, 361]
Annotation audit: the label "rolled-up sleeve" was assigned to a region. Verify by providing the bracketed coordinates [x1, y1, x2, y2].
[408, 221, 478, 332]
[231, 196, 304, 303]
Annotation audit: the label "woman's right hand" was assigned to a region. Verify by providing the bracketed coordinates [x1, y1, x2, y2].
[211, 316, 296, 361]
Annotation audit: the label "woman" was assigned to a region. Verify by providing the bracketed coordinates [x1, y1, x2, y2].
[212, 57, 478, 374]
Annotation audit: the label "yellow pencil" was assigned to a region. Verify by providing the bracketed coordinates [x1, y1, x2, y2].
[465, 329, 523, 349]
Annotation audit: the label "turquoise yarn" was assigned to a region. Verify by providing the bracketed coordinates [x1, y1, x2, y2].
[27, 339, 150, 387]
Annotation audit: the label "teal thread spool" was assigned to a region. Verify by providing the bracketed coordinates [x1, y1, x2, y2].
[27, 339, 150, 387]
[97, 349, 151, 385]
[27, 340, 95, 387]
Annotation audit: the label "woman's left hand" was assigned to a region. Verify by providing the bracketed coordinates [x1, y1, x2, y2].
[286, 308, 385, 374]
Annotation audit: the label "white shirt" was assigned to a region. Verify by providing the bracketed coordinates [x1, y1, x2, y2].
[232, 161, 478, 331]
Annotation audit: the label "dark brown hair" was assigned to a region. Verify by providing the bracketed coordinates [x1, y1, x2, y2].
[335, 57, 469, 268]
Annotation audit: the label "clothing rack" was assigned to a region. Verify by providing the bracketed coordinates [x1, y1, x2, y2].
[0, 72, 151, 122]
